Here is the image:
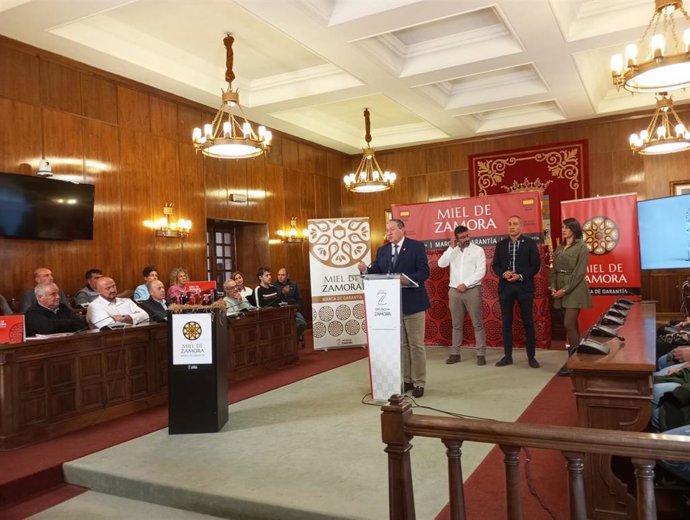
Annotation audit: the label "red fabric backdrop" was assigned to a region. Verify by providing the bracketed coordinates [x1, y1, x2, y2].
[424, 246, 551, 348]
[469, 140, 589, 250]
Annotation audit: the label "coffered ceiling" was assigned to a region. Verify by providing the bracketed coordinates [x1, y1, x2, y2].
[1, 0, 687, 154]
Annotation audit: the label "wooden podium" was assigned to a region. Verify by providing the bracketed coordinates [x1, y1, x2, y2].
[168, 309, 228, 434]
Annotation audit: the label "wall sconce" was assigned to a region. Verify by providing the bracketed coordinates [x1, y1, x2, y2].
[277, 217, 308, 243]
[144, 203, 192, 238]
[37, 159, 52, 177]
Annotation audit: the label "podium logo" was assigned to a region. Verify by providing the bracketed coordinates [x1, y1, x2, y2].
[583, 216, 619, 255]
[377, 289, 387, 305]
[309, 218, 370, 267]
[182, 321, 202, 341]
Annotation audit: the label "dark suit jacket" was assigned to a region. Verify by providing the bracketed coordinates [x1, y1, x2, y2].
[491, 235, 541, 294]
[367, 237, 430, 315]
[24, 303, 84, 337]
[137, 297, 168, 322]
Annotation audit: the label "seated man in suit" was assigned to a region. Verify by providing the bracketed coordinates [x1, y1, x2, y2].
[20, 267, 70, 312]
[223, 279, 254, 314]
[74, 268, 103, 306]
[273, 267, 307, 346]
[25, 282, 84, 336]
[136, 279, 168, 322]
[491, 215, 541, 368]
[86, 276, 148, 329]
[0, 294, 12, 315]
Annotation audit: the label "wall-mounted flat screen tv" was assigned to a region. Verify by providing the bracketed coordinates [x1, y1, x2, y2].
[638, 193, 690, 270]
[0, 171, 95, 240]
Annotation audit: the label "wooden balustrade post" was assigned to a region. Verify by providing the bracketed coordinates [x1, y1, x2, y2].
[442, 439, 466, 520]
[563, 451, 586, 520]
[381, 394, 415, 520]
[631, 458, 657, 520]
[500, 445, 523, 520]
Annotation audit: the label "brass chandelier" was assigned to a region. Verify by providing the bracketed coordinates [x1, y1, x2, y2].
[629, 92, 690, 154]
[192, 35, 272, 159]
[343, 109, 396, 193]
[611, 0, 690, 93]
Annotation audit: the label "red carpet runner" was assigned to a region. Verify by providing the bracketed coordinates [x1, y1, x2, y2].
[435, 374, 577, 520]
[0, 337, 367, 519]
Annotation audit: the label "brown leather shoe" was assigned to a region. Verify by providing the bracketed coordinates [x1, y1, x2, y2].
[476, 356, 486, 366]
[445, 354, 461, 364]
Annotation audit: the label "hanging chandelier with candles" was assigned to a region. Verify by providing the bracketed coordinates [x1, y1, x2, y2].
[611, 0, 690, 93]
[343, 109, 396, 193]
[629, 92, 690, 154]
[192, 35, 272, 159]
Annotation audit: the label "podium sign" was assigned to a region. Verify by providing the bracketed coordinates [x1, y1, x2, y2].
[363, 275, 401, 401]
[171, 313, 213, 365]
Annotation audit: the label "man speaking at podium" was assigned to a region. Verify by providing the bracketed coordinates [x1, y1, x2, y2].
[358, 219, 430, 398]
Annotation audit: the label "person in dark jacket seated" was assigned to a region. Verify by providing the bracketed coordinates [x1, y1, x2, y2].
[136, 279, 168, 322]
[25, 282, 84, 336]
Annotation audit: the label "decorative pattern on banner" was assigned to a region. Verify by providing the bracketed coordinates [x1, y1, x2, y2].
[561, 194, 642, 331]
[391, 192, 551, 348]
[469, 140, 589, 262]
[308, 218, 371, 350]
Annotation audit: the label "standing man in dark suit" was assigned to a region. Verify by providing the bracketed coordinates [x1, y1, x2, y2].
[492, 215, 541, 368]
[357, 219, 431, 398]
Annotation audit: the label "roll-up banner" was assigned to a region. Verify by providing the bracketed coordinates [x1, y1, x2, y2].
[561, 194, 642, 331]
[308, 218, 371, 350]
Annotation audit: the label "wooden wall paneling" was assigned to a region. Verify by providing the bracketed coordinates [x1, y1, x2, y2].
[150, 97, 177, 138]
[176, 104, 202, 143]
[298, 142, 315, 173]
[427, 171, 453, 202]
[117, 86, 150, 131]
[643, 152, 690, 200]
[40, 108, 87, 296]
[265, 132, 283, 167]
[235, 224, 270, 283]
[0, 98, 42, 174]
[80, 73, 117, 124]
[203, 156, 230, 221]
[425, 145, 451, 173]
[281, 138, 300, 171]
[314, 174, 331, 219]
[326, 176, 342, 219]
[588, 152, 615, 197]
[39, 60, 82, 116]
[147, 134, 184, 279]
[399, 174, 429, 204]
[0, 42, 40, 105]
[118, 128, 154, 291]
[178, 143, 207, 283]
[83, 119, 121, 291]
[244, 158, 268, 223]
[224, 159, 249, 222]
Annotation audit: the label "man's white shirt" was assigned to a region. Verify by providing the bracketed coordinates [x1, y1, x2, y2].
[86, 296, 149, 329]
[437, 242, 486, 288]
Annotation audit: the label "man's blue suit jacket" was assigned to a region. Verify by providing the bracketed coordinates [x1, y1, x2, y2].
[491, 235, 541, 294]
[367, 238, 430, 316]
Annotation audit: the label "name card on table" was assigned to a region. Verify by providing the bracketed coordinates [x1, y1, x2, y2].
[0, 315, 25, 344]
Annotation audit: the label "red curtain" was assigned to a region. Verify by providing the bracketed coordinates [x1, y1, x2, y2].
[469, 140, 589, 250]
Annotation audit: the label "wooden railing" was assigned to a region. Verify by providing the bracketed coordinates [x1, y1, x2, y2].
[381, 395, 690, 520]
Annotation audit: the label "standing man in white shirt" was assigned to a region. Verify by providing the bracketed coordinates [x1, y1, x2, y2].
[86, 276, 149, 329]
[437, 225, 487, 366]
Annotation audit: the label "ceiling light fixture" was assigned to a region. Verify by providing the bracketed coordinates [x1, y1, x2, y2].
[343, 109, 396, 193]
[611, 0, 690, 93]
[629, 92, 690, 154]
[192, 34, 272, 159]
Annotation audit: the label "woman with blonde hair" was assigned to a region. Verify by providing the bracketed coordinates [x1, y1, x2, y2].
[167, 267, 189, 302]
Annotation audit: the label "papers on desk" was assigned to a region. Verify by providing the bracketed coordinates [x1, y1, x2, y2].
[400, 273, 419, 288]
[27, 332, 81, 340]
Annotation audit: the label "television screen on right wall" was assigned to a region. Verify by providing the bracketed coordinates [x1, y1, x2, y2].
[638, 193, 690, 269]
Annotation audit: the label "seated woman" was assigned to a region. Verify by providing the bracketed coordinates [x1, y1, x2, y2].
[167, 267, 189, 303]
[231, 271, 253, 299]
[652, 359, 690, 431]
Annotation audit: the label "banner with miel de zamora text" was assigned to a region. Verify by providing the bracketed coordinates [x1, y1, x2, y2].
[561, 193, 641, 332]
[308, 218, 371, 350]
